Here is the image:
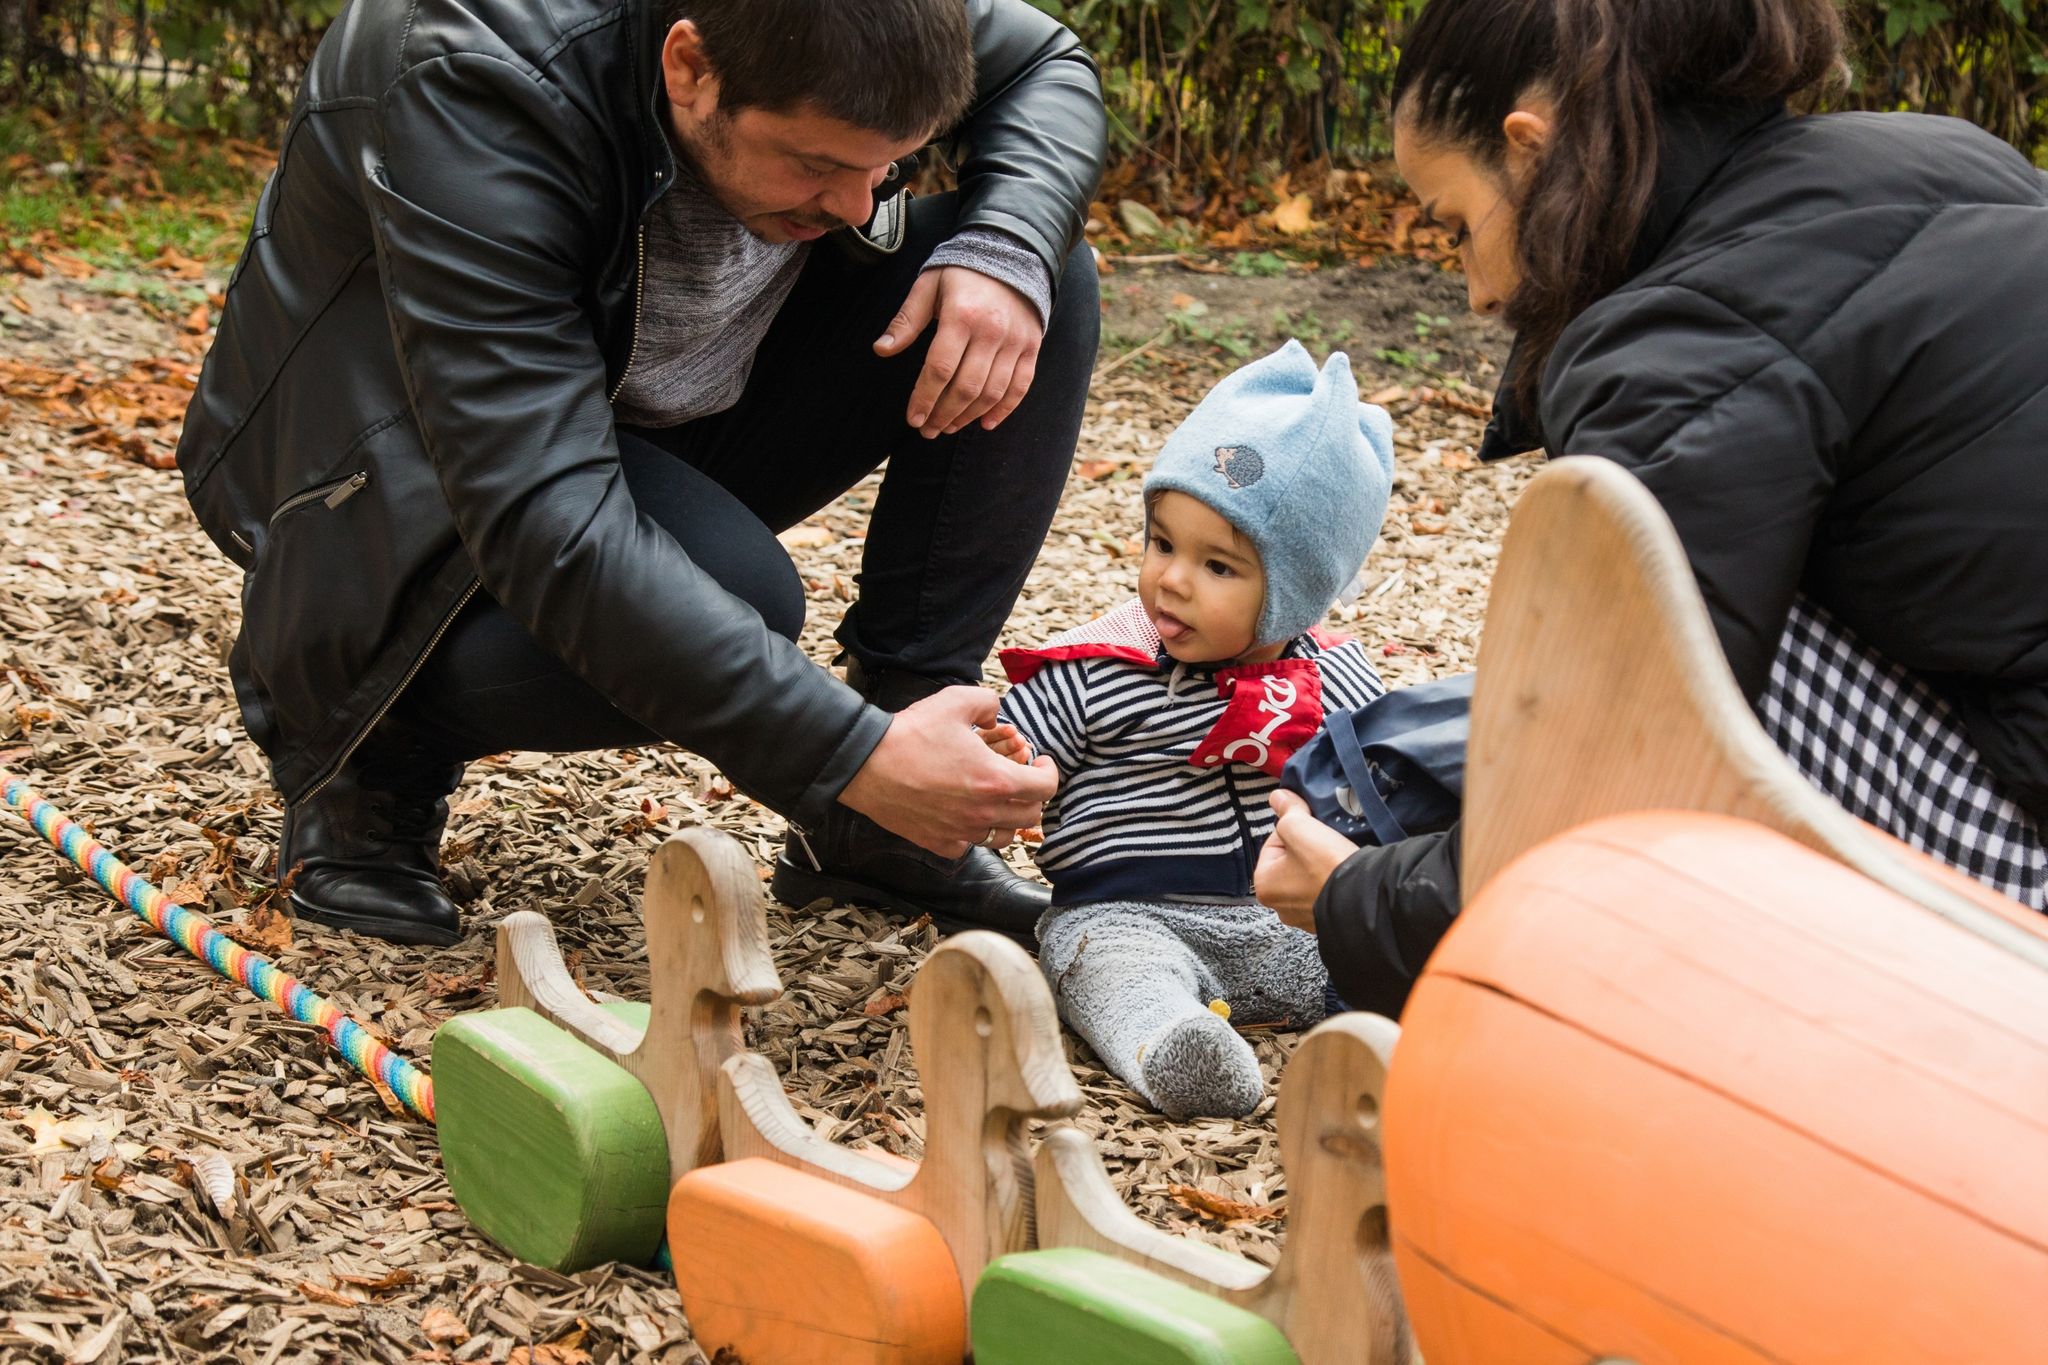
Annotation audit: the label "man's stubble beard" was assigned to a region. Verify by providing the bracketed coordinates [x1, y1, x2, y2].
[671, 107, 847, 240]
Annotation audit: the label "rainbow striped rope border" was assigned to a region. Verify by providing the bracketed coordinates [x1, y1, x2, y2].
[2, 774, 435, 1122]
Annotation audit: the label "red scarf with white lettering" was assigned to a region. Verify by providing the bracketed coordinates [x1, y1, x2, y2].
[1000, 600, 1337, 776]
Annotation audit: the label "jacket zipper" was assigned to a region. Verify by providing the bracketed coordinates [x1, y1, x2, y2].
[301, 190, 651, 805]
[296, 579, 480, 804]
[608, 226, 646, 403]
[303, 208, 647, 803]
[269, 470, 368, 525]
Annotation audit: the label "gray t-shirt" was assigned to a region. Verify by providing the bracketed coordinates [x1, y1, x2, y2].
[612, 166, 1056, 430]
[610, 167, 809, 429]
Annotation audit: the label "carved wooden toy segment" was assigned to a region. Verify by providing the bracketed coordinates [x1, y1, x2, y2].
[1388, 812, 2048, 1363]
[668, 1158, 965, 1365]
[972, 1248, 1301, 1365]
[433, 1005, 670, 1271]
[1029, 1013, 1413, 1365]
[494, 827, 780, 1182]
[712, 928, 1083, 1312]
[1465, 456, 2048, 969]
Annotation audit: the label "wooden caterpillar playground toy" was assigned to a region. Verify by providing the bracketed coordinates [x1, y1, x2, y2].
[422, 456, 2048, 1365]
[452, 841, 1409, 1365]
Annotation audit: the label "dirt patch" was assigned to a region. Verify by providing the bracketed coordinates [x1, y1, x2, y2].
[0, 248, 1532, 1362]
[1098, 256, 1509, 398]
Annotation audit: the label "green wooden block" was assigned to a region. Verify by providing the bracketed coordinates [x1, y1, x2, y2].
[434, 1005, 668, 1271]
[972, 1249, 1301, 1365]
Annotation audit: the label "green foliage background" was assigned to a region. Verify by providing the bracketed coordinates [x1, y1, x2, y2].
[2, 0, 2043, 174]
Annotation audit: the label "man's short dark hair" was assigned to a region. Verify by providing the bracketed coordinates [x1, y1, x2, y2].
[673, 0, 976, 141]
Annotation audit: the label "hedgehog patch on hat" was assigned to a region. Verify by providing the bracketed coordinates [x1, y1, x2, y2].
[1143, 339, 1396, 645]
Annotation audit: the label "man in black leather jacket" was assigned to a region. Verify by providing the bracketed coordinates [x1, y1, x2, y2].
[178, 0, 1106, 946]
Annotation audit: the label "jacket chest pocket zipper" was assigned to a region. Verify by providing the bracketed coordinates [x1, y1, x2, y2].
[270, 470, 368, 524]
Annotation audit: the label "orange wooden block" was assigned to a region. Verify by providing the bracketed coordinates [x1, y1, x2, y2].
[668, 1157, 966, 1365]
[1386, 812, 2048, 1365]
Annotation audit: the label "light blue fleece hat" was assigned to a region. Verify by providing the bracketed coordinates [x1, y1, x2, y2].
[1143, 340, 1396, 645]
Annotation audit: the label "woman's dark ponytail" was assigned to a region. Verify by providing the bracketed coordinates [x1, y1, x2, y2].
[1394, 0, 1844, 416]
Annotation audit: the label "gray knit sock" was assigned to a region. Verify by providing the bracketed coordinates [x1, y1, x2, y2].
[1137, 1009, 1265, 1120]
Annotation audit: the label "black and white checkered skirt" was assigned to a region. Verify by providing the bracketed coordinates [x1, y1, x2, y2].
[1759, 598, 2047, 911]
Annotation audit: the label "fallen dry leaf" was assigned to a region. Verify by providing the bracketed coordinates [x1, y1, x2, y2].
[297, 1280, 363, 1308]
[150, 245, 208, 280]
[226, 903, 293, 953]
[510, 1333, 591, 1365]
[1264, 192, 1318, 236]
[777, 523, 834, 549]
[422, 971, 481, 999]
[861, 991, 908, 1018]
[18, 1107, 123, 1155]
[1167, 1183, 1283, 1224]
[419, 1306, 470, 1345]
[44, 251, 95, 280]
[1416, 385, 1492, 419]
[336, 1267, 415, 1293]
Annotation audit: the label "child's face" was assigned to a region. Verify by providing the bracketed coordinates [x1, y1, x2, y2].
[1139, 491, 1279, 664]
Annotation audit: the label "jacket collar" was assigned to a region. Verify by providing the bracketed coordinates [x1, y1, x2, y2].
[1625, 99, 1787, 277]
[1477, 98, 1787, 462]
[635, 0, 680, 210]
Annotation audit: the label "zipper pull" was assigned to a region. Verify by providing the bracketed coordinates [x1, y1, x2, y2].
[324, 471, 369, 509]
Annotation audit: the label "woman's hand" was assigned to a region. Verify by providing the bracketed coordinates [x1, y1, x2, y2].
[1255, 788, 1361, 931]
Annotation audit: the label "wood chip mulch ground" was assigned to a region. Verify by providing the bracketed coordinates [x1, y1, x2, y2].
[0, 257, 1522, 1362]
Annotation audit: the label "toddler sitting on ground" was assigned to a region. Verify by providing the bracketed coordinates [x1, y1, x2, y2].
[992, 341, 1394, 1118]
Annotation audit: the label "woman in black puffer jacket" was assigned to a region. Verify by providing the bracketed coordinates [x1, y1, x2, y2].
[1256, 0, 2048, 1017]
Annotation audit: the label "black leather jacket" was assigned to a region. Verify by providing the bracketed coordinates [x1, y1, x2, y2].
[178, 0, 1105, 821]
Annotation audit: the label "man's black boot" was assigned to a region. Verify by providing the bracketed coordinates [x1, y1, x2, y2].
[277, 722, 466, 947]
[770, 663, 1048, 947]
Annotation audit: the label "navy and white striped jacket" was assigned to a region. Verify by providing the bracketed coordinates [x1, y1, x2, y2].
[997, 600, 1386, 906]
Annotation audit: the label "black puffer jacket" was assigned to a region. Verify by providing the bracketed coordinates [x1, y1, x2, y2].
[177, 0, 1105, 821]
[1537, 103, 2048, 824]
[1324, 106, 2048, 1015]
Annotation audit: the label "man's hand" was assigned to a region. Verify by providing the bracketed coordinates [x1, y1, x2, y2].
[874, 266, 1044, 439]
[838, 686, 1058, 857]
[1254, 788, 1361, 931]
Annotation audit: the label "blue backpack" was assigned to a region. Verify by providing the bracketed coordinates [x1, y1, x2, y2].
[1279, 673, 1471, 845]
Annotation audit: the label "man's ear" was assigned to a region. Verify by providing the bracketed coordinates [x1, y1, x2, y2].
[661, 20, 719, 120]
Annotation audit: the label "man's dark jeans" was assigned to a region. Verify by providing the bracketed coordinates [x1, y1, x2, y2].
[394, 192, 1100, 760]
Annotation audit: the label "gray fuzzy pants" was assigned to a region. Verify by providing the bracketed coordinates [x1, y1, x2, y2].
[1036, 899, 1330, 1120]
